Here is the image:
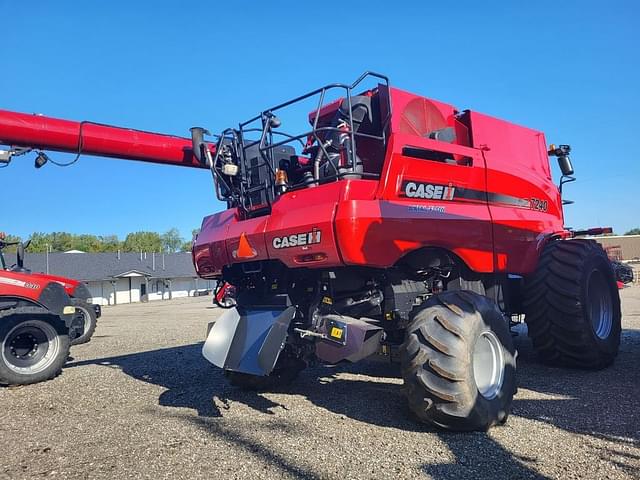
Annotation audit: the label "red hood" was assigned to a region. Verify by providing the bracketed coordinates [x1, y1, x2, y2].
[23, 272, 80, 296]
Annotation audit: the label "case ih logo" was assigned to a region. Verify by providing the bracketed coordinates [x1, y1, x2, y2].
[272, 228, 322, 249]
[402, 181, 456, 200]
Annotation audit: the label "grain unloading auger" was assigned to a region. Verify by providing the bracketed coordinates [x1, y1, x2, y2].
[0, 108, 206, 168]
[0, 72, 621, 431]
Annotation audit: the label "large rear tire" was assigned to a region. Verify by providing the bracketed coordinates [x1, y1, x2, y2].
[0, 311, 70, 386]
[400, 290, 516, 431]
[524, 239, 621, 369]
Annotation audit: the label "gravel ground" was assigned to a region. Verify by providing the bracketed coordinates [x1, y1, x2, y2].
[1, 288, 639, 480]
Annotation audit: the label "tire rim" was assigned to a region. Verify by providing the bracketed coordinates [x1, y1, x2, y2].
[587, 269, 613, 340]
[1, 320, 60, 374]
[472, 331, 505, 400]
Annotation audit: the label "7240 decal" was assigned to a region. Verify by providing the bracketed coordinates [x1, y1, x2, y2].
[529, 198, 548, 212]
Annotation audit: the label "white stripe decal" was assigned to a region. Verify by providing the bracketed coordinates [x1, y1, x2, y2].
[0, 277, 40, 289]
[0, 277, 27, 288]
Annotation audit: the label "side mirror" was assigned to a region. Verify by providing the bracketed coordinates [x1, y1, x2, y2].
[558, 155, 574, 176]
[548, 144, 574, 176]
[16, 243, 24, 268]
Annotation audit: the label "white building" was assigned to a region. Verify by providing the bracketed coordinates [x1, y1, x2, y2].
[17, 251, 216, 306]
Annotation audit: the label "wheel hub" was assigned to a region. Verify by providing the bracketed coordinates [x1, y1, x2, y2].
[1, 320, 59, 374]
[587, 269, 613, 340]
[10, 332, 41, 358]
[472, 331, 505, 400]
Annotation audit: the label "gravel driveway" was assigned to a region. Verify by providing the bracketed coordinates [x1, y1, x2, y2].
[1, 288, 639, 479]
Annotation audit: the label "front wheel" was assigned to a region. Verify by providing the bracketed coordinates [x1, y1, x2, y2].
[400, 290, 517, 431]
[70, 300, 97, 345]
[0, 312, 70, 386]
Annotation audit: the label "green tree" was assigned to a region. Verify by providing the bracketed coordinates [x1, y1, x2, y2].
[49, 232, 74, 252]
[122, 231, 162, 253]
[161, 228, 183, 253]
[625, 228, 640, 235]
[99, 235, 121, 252]
[73, 234, 102, 252]
[27, 232, 53, 252]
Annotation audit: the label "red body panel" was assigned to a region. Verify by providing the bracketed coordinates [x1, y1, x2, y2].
[467, 111, 564, 272]
[193, 87, 566, 277]
[22, 272, 80, 297]
[195, 181, 377, 278]
[0, 270, 50, 302]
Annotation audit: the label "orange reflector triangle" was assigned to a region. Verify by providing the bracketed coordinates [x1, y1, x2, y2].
[235, 232, 257, 259]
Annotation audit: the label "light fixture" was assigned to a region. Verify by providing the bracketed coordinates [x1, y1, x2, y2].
[34, 151, 50, 169]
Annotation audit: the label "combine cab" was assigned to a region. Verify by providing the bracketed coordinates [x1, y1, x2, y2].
[0, 72, 621, 430]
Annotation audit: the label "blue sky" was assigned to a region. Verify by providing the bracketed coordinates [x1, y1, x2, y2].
[1, 1, 638, 240]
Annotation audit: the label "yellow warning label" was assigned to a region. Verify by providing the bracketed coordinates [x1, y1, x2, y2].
[330, 327, 343, 339]
[322, 296, 333, 305]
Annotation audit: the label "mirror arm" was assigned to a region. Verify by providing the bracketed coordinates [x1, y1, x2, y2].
[559, 175, 576, 195]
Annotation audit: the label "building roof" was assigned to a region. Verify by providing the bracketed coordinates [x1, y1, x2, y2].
[4, 252, 197, 282]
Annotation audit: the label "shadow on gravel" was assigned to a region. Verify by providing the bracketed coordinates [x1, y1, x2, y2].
[67, 328, 640, 479]
[512, 327, 640, 443]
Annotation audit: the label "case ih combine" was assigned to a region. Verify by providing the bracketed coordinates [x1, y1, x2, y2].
[0, 73, 621, 430]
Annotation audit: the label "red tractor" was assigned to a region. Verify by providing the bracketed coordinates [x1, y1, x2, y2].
[0, 242, 77, 385]
[0, 72, 621, 430]
[0, 236, 101, 345]
[213, 282, 237, 308]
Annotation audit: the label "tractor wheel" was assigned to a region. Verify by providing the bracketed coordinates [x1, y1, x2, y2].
[225, 353, 306, 391]
[400, 290, 516, 431]
[0, 312, 70, 386]
[70, 300, 97, 345]
[219, 296, 236, 308]
[524, 239, 621, 369]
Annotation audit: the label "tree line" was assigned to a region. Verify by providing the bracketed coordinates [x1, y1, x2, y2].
[2, 228, 200, 253]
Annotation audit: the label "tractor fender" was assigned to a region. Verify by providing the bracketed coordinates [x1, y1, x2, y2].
[0, 302, 72, 330]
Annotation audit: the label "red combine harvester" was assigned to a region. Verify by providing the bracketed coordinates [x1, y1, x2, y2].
[0, 238, 101, 345]
[0, 73, 621, 430]
[0, 236, 77, 385]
